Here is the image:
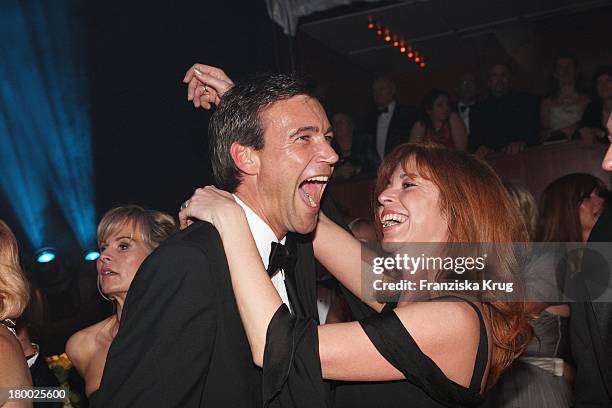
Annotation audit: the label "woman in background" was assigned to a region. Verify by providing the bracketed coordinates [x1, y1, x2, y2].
[486, 182, 581, 407]
[0, 220, 32, 408]
[578, 65, 612, 144]
[540, 55, 589, 142]
[65, 206, 176, 399]
[537, 173, 607, 243]
[409, 89, 468, 151]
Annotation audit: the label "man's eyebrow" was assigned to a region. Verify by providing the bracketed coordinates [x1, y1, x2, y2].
[289, 126, 319, 137]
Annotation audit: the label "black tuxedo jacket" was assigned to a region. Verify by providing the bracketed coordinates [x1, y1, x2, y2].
[468, 92, 540, 152]
[91, 221, 320, 408]
[364, 103, 419, 157]
[571, 206, 612, 407]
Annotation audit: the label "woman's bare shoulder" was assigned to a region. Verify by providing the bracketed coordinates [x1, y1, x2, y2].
[0, 326, 32, 389]
[395, 300, 482, 337]
[66, 318, 113, 369]
[393, 300, 486, 387]
[0, 325, 22, 355]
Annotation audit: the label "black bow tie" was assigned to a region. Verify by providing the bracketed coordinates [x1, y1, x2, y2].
[378, 106, 389, 114]
[267, 242, 296, 277]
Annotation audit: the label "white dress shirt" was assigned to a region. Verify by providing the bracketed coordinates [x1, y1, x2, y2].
[457, 101, 474, 134]
[233, 195, 292, 313]
[376, 100, 396, 159]
[26, 343, 40, 368]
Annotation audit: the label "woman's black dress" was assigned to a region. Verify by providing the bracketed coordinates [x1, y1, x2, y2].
[262, 296, 488, 408]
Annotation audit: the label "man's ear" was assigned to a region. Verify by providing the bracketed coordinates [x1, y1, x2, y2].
[230, 142, 260, 175]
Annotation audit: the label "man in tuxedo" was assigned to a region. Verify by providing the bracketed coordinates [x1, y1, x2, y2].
[365, 76, 418, 162]
[570, 112, 612, 407]
[469, 64, 540, 157]
[455, 73, 477, 134]
[91, 71, 338, 407]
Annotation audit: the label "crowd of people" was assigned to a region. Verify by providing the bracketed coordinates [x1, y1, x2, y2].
[0, 59, 610, 408]
[332, 57, 612, 181]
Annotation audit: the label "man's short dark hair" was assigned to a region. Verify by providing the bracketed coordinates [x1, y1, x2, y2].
[209, 73, 315, 192]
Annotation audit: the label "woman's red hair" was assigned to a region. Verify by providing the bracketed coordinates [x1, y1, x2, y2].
[373, 143, 532, 390]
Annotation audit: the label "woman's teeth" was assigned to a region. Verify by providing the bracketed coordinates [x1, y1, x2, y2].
[381, 213, 407, 228]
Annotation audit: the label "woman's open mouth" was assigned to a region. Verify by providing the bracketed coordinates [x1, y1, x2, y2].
[380, 212, 408, 230]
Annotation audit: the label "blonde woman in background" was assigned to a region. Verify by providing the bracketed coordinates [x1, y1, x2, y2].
[0, 220, 32, 408]
[65, 206, 176, 401]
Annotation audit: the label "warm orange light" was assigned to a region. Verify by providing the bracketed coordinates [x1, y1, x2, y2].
[383, 27, 391, 42]
[367, 21, 429, 67]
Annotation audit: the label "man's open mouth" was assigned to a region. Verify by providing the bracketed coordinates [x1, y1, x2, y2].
[298, 175, 330, 209]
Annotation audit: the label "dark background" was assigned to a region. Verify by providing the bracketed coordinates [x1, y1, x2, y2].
[88, 0, 290, 216]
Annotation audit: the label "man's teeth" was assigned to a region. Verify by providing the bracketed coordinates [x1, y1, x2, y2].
[304, 192, 316, 206]
[305, 176, 329, 182]
[381, 213, 407, 227]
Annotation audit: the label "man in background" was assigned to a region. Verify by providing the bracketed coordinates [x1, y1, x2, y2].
[364, 76, 418, 162]
[455, 72, 478, 134]
[469, 63, 540, 157]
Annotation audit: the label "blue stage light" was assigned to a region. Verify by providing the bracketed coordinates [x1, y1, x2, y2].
[0, 0, 96, 252]
[36, 248, 56, 264]
[84, 251, 100, 261]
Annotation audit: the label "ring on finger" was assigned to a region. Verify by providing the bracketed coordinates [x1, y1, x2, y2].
[181, 200, 190, 210]
[203, 84, 209, 94]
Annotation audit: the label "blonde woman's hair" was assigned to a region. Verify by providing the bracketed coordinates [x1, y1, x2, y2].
[97, 205, 177, 252]
[0, 220, 30, 321]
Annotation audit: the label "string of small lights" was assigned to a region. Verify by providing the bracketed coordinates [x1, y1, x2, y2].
[367, 16, 427, 69]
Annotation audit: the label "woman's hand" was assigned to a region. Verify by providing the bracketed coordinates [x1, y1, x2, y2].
[179, 188, 280, 367]
[183, 63, 234, 109]
[178, 186, 241, 230]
